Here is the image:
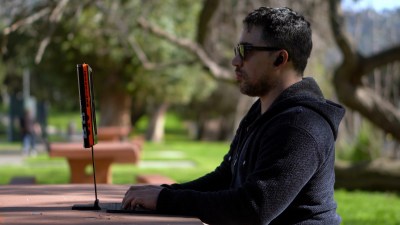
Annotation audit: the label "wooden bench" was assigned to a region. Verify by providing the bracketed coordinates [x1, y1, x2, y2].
[49, 142, 141, 184]
[136, 174, 175, 185]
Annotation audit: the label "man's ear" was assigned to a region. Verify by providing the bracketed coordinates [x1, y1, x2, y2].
[273, 55, 284, 66]
[273, 50, 289, 67]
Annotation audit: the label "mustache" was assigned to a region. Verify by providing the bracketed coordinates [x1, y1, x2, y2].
[235, 68, 245, 76]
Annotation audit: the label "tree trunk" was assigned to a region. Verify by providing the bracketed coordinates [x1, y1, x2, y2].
[145, 102, 169, 142]
[130, 96, 147, 127]
[98, 91, 132, 128]
[335, 158, 400, 192]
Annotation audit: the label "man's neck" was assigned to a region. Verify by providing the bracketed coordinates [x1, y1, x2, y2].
[259, 73, 302, 114]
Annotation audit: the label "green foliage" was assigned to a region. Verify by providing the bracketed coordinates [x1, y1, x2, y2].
[127, 1, 216, 106]
[132, 64, 216, 106]
[1, 0, 214, 115]
[337, 121, 382, 162]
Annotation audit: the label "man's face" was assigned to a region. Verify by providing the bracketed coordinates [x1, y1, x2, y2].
[232, 26, 279, 97]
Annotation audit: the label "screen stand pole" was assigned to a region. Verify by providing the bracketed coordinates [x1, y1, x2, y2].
[72, 146, 101, 210]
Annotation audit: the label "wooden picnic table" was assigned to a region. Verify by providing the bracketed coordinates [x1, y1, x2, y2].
[49, 142, 141, 184]
[0, 184, 202, 225]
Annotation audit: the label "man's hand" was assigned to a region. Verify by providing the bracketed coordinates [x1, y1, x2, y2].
[121, 185, 164, 210]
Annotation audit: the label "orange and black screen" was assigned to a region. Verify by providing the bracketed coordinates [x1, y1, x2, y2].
[77, 63, 98, 148]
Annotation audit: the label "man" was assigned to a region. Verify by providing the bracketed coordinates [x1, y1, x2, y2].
[122, 7, 345, 225]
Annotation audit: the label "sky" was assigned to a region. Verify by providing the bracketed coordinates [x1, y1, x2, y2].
[342, 0, 400, 12]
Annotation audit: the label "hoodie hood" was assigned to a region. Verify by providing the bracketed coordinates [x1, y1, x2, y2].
[252, 77, 345, 140]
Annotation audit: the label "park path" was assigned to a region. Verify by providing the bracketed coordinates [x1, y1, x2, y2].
[0, 143, 47, 165]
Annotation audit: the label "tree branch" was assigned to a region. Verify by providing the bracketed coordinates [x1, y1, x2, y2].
[329, 0, 400, 141]
[362, 45, 400, 74]
[137, 17, 233, 81]
[94, 1, 196, 71]
[35, 0, 69, 64]
[351, 86, 400, 140]
[328, 0, 358, 66]
[1, 7, 51, 55]
[2, 7, 51, 36]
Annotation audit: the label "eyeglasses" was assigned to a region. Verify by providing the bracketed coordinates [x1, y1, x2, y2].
[234, 43, 281, 60]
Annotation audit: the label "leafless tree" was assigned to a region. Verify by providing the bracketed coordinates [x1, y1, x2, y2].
[329, 0, 400, 142]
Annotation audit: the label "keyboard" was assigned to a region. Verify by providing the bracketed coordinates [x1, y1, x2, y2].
[102, 202, 157, 214]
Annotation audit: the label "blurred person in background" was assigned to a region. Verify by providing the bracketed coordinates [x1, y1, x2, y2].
[20, 109, 38, 156]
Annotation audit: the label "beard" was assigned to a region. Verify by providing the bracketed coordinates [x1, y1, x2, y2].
[238, 71, 276, 97]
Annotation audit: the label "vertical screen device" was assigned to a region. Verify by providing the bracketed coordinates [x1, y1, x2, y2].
[77, 63, 98, 148]
[74, 63, 100, 210]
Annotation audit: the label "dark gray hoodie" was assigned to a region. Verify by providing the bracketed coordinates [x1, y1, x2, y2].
[158, 77, 345, 225]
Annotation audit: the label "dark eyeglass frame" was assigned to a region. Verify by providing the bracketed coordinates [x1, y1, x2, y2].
[234, 43, 282, 60]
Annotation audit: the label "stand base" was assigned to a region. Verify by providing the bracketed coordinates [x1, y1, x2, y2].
[72, 199, 101, 211]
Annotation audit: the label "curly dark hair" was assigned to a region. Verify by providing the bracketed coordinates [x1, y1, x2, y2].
[243, 7, 312, 74]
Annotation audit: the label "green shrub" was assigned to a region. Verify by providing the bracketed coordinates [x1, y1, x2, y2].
[337, 121, 381, 162]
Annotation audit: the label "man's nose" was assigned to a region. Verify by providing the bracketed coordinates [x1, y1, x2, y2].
[231, 54, 243, 67]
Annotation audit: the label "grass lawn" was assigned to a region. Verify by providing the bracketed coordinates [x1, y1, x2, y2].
[336, 189, 400, 225]
[1, 140, 400, 224]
